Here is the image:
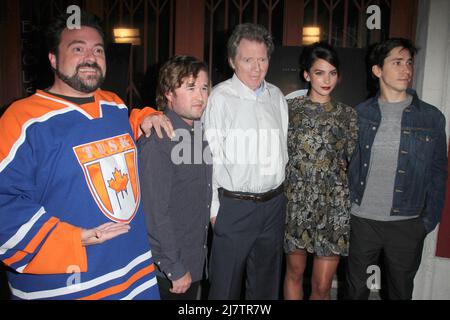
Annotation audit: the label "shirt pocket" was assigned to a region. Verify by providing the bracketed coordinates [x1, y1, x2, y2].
[410, 128, 435, 162]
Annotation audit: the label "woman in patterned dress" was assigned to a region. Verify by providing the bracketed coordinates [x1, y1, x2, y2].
[283, 42, 358, 300]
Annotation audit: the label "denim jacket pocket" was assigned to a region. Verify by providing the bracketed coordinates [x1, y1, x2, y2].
[411, 129, 435, 162]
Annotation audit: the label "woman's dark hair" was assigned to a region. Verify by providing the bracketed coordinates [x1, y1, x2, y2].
[299, 42, 340, 82]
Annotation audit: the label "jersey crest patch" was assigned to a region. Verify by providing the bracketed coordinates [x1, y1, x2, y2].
[73, 134, 140, 223]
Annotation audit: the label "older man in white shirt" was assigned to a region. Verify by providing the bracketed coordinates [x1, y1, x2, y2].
[203, 23, 288, 300]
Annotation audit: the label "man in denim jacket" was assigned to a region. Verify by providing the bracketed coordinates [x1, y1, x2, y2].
[346, 38, 447, 300]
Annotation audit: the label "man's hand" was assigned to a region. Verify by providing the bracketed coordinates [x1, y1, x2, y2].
[140, 113, 175, 139]
[81, 222, 131, 246]
[170, 272, 192, 294]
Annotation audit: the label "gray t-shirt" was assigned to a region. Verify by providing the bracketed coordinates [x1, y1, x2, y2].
[352, 95, 419, 221]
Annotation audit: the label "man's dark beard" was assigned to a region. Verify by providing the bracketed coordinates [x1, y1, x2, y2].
[54, 62, 105, 94]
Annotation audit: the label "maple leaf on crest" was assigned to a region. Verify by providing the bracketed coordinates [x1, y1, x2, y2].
[108, 168, 129, 194]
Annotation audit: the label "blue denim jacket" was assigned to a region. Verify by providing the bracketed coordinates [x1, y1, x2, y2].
[348, 90, 448, 233]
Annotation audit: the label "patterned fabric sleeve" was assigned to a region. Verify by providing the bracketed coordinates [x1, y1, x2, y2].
[346, 107, 359, 162]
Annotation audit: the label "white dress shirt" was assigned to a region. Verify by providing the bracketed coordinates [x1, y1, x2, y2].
[203, 74, 289, 219]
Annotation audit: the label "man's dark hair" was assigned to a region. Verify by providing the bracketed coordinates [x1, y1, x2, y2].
[299, 41, 340, 82]
[45, 11, 104, 56]
[156, 55, 209, 107]
[227, 23, 274, 61]
[368, 38, 418, 69]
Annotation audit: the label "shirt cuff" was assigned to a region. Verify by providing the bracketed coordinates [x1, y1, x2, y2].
[210, 198, 220, 219]
[155, 258, 187, 281]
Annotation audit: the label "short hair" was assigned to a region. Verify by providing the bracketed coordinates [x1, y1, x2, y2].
[45, 11, 104, 55]
[369, 38, 418, 69]
[156, 55, 209, 107]
[299, 42, 340, 82]
[227, 23, 274, 61]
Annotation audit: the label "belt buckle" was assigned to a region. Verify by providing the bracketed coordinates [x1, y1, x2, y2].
[249, 194, 258, 201]
[255, 192, 267, 202]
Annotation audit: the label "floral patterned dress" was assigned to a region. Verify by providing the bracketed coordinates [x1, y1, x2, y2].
[284, 96, 358, 256]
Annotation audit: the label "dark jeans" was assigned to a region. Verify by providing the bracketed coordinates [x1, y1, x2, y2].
[157, 276, 201, 300]
[346, 215, 426, 300]
[208, 193, 286, 300]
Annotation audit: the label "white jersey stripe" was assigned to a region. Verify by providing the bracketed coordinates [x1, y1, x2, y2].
[0, 207, 46, 256]
[9, 250, 153, 300]
[16, 265, 27, 273]
[0, 107, 75, 173]
[98, 100, 128, 110]
[0, 95, 127, 174]
[35, 93, 94, 120]
[120, 277, 158, 300]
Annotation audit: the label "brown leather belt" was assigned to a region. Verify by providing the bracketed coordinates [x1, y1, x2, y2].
[219, 184, 284, 202]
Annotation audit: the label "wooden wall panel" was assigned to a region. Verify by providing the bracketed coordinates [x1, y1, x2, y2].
[175, 0, 205, 59]
[0, 0, 22, 108]
[390, 0, 418, 41]
[283, 0, 304, 46]
[84, 0, 104, 19]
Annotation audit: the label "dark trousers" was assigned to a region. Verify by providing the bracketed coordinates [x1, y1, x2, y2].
[208, 193, 286, 300]
[157, 276, 201, 300]
[346, 215, 426, 300]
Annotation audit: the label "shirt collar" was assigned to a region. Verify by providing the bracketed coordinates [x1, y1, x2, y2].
[231, 74, 268, 98]
[164, 107, 202, 132]
[254, 84, 264, 97]
[38, 89, 99, 105]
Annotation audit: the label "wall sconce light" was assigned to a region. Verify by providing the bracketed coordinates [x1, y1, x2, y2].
[113, 28, 141, 46]
[302, 26, 321, 45]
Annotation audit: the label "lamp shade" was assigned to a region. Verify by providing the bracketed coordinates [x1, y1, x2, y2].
[303, 26, 321, 44]
[113, 28, 141, 46]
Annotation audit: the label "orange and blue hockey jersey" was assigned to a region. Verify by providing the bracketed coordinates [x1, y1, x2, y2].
[0, 90, 160, 300]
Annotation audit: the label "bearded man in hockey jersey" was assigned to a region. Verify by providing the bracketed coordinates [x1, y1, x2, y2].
[0, 11, 168, 300]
